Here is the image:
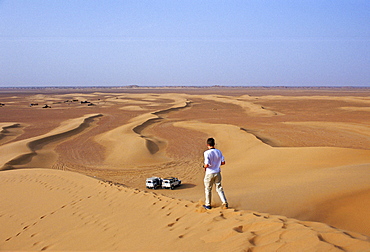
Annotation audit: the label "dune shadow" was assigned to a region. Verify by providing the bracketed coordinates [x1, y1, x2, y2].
[1, 114, 102, 170]
[3, 153, 35, 170]
[151, 183, 196, 191]
[145, 138, 159, 154]
[153, 101, 191, 117]
[132, 102, 191, 155]
[240, 127, 280, 147]
[133, 118, 162, 135]
[0, 123, 24, 144]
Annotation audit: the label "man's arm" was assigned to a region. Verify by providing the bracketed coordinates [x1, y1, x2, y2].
[203, 164, 209, 171]
[204, 161, 224, 169]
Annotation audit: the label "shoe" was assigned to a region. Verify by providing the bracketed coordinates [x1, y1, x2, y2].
[203, 205, 212, 210]
[222, 202, 228, 209]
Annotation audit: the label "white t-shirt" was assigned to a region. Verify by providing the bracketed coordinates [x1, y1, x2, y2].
[204, 148, 225, 174]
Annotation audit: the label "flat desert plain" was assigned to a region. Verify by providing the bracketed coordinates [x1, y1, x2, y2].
[0, 87, 370, 251]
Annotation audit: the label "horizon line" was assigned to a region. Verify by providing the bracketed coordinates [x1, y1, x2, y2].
[1, 85, 369, 89]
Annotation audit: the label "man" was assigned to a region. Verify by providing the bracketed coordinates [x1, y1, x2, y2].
[203, 137, 228, 210]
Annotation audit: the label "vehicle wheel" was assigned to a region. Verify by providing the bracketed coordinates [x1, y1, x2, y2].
[171, 186, 174, 190]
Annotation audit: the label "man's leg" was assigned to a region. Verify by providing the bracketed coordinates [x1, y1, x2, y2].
[204, 173, 215, 207]
[214, 173, 227, 205]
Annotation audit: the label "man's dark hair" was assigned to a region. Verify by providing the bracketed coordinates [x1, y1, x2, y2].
[207, 138, 215, 147]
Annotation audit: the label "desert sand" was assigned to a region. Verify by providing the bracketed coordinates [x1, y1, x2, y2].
[0, 87, 369, 251]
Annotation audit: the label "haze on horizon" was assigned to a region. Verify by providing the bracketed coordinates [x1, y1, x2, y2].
[0, 1, 369, 87]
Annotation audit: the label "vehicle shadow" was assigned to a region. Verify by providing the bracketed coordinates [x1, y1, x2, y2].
[176, 183, 196, 190]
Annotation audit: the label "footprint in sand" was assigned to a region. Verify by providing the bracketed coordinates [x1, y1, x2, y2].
[233, 225, 244, 233]
[249, 232, 257, 246]
[213, 213, 226, 221]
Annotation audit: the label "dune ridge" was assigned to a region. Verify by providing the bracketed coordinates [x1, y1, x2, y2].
[0, 168, 369, 251]
[0, 114, 102, 170]
[197, 94, 280, 116]
[173, 120, 370, 235]
[259, 95, 370, 104]
[94, 94, 190, 168]
[0, 123, 24, 145]
[284, 121, 370, 139]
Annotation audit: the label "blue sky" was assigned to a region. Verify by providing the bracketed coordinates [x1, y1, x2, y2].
[0, 0, 369, 87]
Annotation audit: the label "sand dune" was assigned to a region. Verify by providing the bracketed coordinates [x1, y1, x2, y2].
[174, 121, 370, 236]
[0, 123, 24, 145]
[0, 168, 369, 251]
[94, 94, 189, 168]
[0, 114, 101, 170]
[119, 105, 146, 111]
[196, 94, 280, 116]
[340, 106, 370, 112]
[284, 121, 370, 139]
[95, 112, 171, 167]
[260, 94, 370, 104]
[1, 88, 370, 250]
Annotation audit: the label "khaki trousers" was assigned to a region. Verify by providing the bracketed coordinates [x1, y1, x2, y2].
[204, 172, 227, 206]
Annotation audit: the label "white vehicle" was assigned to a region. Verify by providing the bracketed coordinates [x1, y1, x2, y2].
[146, 177, 162, 189]
[162, 177, 181, 190]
